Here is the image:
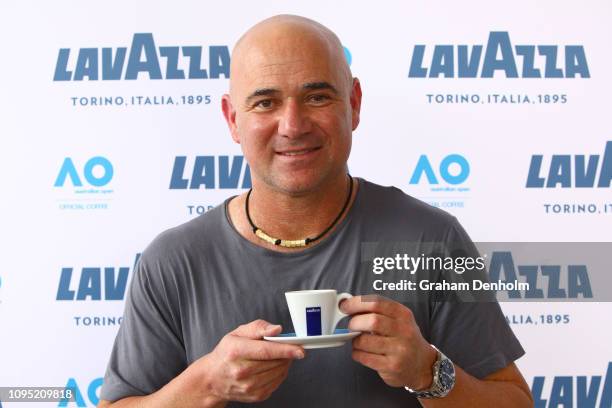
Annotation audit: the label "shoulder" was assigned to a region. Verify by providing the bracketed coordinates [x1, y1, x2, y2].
[355, 178, 460, 241]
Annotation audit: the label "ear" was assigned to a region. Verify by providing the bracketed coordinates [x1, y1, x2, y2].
[222, 94, 240, 144]
[350, 77, 362, 131]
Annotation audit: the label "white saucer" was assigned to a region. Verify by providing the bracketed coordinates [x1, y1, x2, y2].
[264, 329, 361, 349]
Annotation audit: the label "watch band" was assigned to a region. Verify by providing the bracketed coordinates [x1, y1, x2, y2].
[405, 344, 456, 399]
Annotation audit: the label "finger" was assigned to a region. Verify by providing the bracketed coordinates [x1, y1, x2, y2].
[352, 349, 388, 372]
[238, 359, 291, 377]
[340, 295, 404, 318]
[240, 363, 290, 402]
[348, 313, 394, 335]
[237, 338, 305, 360]
[255, 365, 290, 396]
[251, 362, 290, 390]
[231, 319, 282, 339]
[352, 333, 391, 355]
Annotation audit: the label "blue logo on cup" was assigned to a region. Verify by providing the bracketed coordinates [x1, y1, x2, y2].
[306, 307, 322, 336]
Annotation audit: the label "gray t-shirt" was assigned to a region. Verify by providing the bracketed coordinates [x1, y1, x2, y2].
[101, 178, 524, 407]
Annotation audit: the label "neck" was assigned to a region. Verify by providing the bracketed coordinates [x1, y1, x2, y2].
[250, 174, 350, 240]
[227, 173, 358, 252]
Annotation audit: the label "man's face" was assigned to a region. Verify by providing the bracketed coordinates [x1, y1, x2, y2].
[223, 27, 361, 195]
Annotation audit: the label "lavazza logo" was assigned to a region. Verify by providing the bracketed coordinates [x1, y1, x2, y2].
[169, 155, 252, 216]
[56, 254, 139, 327]
[531, 362, 611, 408]
[54, 156, 114, 211]
[408, 153, 470, 210]
[489, 251, 593, 301]
[53, 33, 229, 108]
[526, 141, 612, 215]
[408, 31, 590, 105]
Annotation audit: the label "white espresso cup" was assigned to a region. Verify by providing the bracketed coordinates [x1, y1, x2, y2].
[285, 290, 353, 337]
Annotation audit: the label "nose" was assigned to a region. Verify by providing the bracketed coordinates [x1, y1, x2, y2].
[278, 98, 312, 138]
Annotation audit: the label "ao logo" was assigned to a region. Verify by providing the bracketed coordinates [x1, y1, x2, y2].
[343, 47, 352, 66]
[409, 154, 470, 185]
[54, 157, 113, 187]
[59, 378, 103, 407]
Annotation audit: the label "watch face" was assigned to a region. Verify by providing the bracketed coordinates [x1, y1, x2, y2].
[438, 359, 455, 389]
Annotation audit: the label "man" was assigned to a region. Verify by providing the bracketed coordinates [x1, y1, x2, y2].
[99, 15, 533, 407]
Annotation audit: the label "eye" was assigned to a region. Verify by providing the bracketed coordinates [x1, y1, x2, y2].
[253, 99, 274, 110]
[307, 94, 331, 105]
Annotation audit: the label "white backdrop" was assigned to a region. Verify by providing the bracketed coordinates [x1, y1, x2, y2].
[1, 1, 611, 407]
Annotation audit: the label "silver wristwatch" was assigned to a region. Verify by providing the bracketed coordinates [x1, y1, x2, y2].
[405, 345, 456, 398]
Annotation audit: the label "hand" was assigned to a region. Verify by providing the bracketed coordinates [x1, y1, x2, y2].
[193, 319, 305, 405]
[340, 295, 437, 390]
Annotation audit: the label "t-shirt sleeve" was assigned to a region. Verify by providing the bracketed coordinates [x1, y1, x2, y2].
[428, 218, 525, 379]
[100, 250, 187, 402]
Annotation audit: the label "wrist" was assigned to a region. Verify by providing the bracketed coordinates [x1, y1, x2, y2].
[173, 354, 227, 408]
[413, 344, 438, 391]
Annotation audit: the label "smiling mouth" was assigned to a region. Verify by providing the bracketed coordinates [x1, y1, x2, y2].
[276, 147, 321, 156]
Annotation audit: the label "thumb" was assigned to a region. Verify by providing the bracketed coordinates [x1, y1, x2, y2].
[231, 319, 282, 339]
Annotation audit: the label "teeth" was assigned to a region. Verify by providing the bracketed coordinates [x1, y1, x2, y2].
[282, 149, 313, 156]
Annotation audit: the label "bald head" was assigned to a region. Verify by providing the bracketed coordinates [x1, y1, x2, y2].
[220, 14, 362, 196]
[229, 15, 352, 98]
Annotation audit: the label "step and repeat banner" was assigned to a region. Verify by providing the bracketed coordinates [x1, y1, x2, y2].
[1, 1, 611, 407]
